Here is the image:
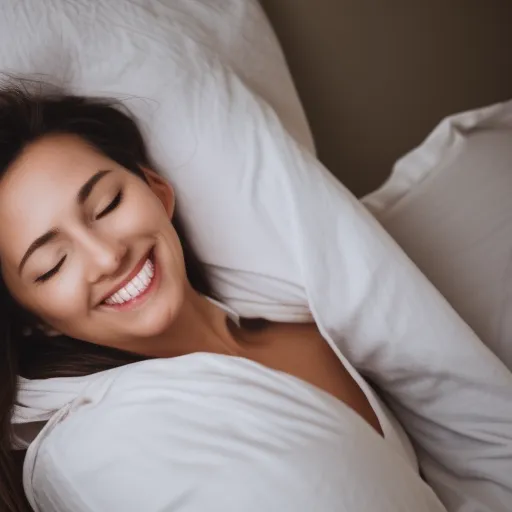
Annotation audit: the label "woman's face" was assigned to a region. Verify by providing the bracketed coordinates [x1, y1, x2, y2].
[0, 134, 188, 353]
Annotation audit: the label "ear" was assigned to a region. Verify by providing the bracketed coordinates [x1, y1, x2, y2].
[140, 167, 175, 218]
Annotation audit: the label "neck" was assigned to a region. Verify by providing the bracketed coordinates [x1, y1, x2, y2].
[140, 285, 244, 359]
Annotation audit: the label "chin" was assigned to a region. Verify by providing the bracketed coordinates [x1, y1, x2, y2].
[135, 283, 186, 339]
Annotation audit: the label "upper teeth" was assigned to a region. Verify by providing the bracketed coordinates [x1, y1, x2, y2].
[104, 258, 154, 305]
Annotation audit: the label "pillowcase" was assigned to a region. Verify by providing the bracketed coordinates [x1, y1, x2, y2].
[3, 2, 512, 511]
[363, 100, 512, 370]
[0, 0, 314, 152]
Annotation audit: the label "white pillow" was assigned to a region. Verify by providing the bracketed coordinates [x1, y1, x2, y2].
[3, 2, 512, 512]
[0, 0, 314, 153]
[363, 101, 512, 370]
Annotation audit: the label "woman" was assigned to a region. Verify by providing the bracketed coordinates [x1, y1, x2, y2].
[0, 85, 442, 511]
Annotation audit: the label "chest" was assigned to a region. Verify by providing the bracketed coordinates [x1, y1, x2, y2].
[242, 323, 383, 434]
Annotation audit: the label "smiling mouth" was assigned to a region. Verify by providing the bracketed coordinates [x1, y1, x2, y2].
[101, 249, 156, 308]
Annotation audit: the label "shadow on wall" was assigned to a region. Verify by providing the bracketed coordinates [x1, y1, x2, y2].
[259, 0, 512, 197]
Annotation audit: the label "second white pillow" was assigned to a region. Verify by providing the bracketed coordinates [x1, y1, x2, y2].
[363, 100, 512, 370]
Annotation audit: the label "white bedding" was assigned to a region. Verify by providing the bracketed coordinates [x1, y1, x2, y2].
[2, 1, 512, 511]
[363, 100, 512, 371]
[27, 356, 446, 512]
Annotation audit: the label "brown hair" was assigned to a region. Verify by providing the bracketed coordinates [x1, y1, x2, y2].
[0, 82, 214, 511]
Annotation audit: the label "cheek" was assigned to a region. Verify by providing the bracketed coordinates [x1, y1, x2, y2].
[1, 269, 82, 329]
[102, 196, 168, 244]
[34, 294, 85, 329]
[30, 271, 89, 328]
[161, 226, 187, 286]
[126, 188, 169, 227]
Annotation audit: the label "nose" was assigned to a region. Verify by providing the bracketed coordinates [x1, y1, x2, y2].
[81, 231, 127, 283]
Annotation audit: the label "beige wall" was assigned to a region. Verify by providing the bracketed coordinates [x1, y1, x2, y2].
[259, 0, 512, 196]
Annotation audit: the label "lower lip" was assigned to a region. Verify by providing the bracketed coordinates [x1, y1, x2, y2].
[100, 249, 160, 312]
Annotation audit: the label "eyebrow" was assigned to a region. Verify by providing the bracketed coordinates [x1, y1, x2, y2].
[77, 169, 112, 206]
[18, 169, 113, 275]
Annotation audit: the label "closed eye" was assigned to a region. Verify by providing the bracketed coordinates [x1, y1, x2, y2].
[35, 256, 66, 283]
[96, 190, 123, 220]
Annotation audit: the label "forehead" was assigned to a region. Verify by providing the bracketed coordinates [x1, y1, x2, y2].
[0, 134, 115, 264]
[1, 134, 110, 195]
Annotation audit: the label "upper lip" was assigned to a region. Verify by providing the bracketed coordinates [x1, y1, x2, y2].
[98, 250, 152, 304]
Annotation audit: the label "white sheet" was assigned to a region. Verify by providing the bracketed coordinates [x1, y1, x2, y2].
[28, 356, 446, 512]
[2, 1, 512, 511]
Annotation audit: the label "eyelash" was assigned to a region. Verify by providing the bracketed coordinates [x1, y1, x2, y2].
[96, 190, 123, 220]
[35, 256, 66, 283]
[35, 190, 124, 283]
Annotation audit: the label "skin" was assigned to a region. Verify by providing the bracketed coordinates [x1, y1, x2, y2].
[0, 134, 382, 435]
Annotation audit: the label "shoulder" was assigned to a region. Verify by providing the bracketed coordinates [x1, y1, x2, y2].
[28, 360, 193, 512]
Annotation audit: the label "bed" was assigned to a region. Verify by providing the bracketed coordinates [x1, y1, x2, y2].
[2, 1, 512, 511]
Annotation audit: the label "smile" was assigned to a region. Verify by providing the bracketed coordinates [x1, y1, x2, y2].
[102, 250, 156, 307]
